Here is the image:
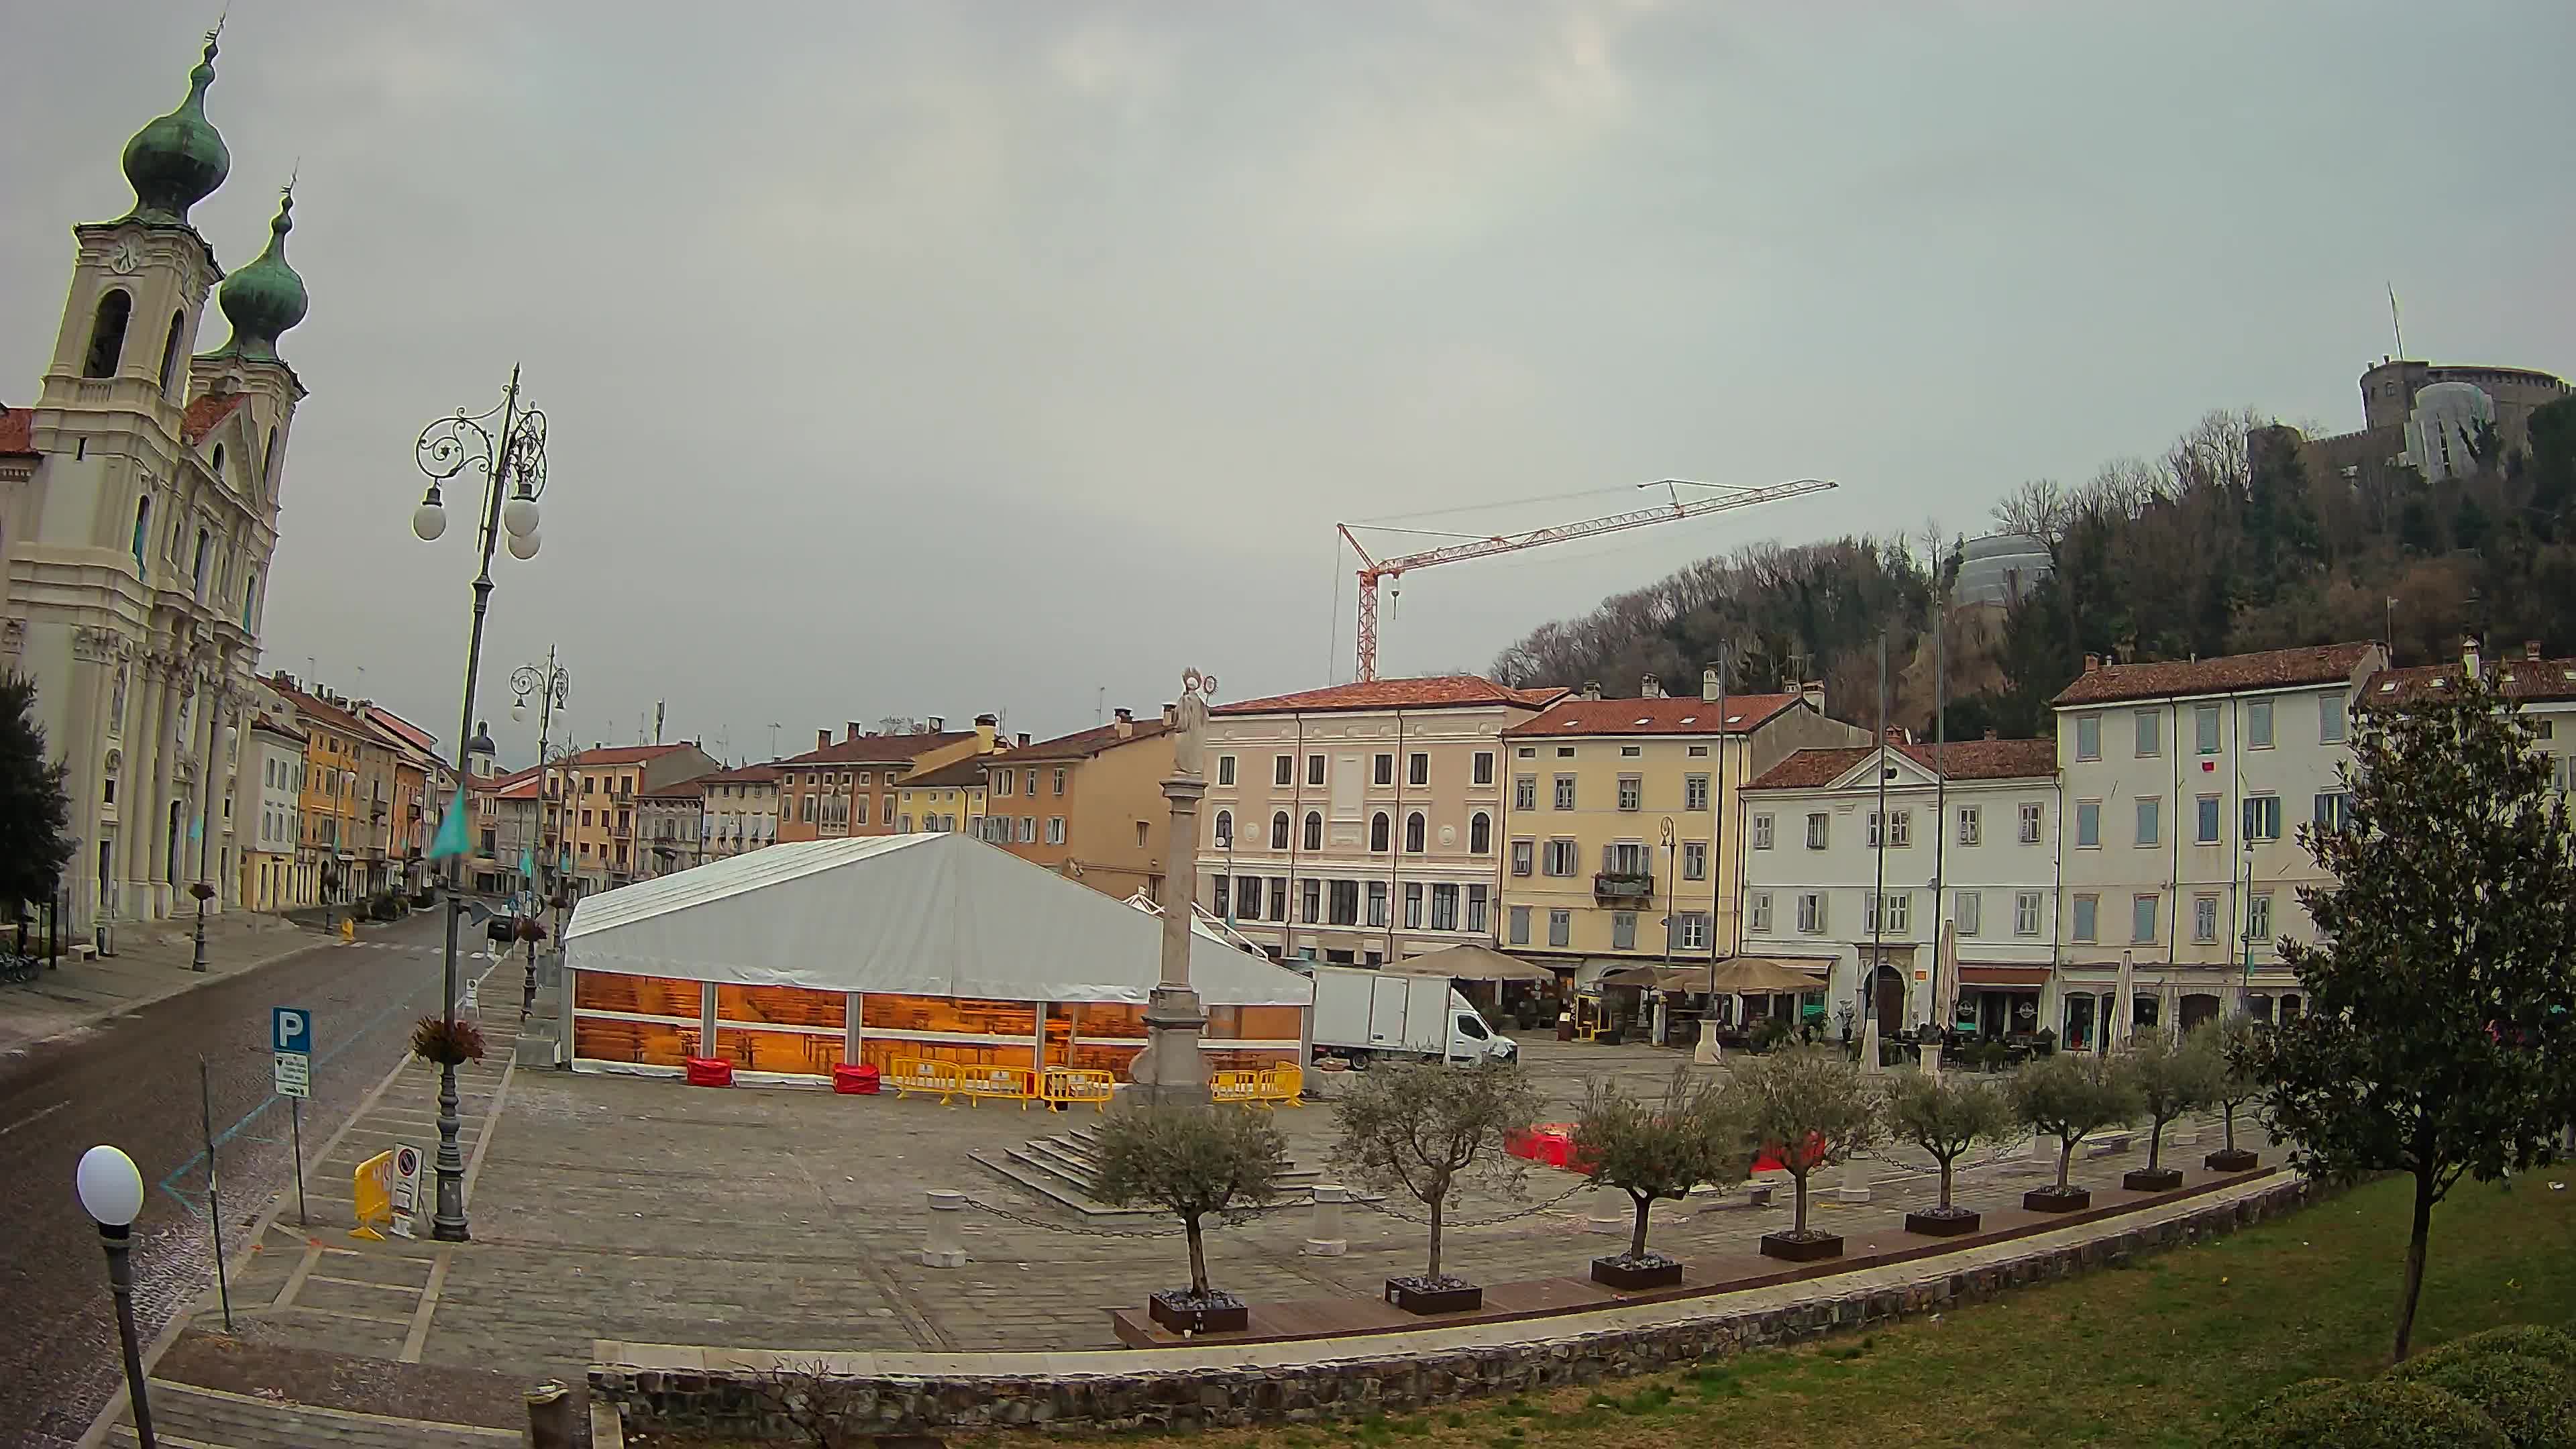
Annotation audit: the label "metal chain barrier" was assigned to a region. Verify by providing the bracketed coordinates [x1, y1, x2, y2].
[1349, 1180, 1591, 1228]
[961, 1193, 1307, 1240]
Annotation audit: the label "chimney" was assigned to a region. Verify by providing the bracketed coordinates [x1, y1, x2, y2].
[1114, 708, 1136, 739]
[1581, 680, 1603, 701]
[816, 729, 832, 751]
[2082, 653, 2101, 674]
[926, 716, 945, 733]
[2462, 635, 2481, 678]
[1016, 732, 1031, 748]
[1641, 673, 1664, 699]
[847, 721, 863, 742]
[1160, 702, 1178, 729]
[973, 713, 998, 751]
[1799, 680, 1825, 711]
[2527, 640, 2543, 661]
[1702, 667, 1721, 702]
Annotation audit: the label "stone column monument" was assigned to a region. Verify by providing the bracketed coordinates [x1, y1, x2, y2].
[1129, 667, 1217, 1106]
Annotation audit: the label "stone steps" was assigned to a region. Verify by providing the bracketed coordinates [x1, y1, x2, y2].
[111, 1381, 516, 1449]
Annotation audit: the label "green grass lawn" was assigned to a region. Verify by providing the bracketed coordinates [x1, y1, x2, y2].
[990, 1170, 2576, 1449]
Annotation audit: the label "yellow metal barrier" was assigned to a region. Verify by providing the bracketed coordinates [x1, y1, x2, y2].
[887, 1057, 963, 1104]
[1040, 1067, 1116, 1112]
[1212, 1062, 1303, 1109]
[352, 1149, 393, 1240]
[958, 1064, 1038, 1108]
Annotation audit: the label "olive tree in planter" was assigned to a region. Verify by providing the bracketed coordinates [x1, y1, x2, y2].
[1092, 1103, 1287, 1335]
[1335, 1059, 1540, 1314]
[1726, 1046, 1884, 1262]
[2202, 1018, 2265, 1172]
[1883, 1069, 2015, 1236]
[2123, 1030, 2224, 1191]
[1570, 1067, 1742, 1289]
[2008, 1050, 2140, 1212]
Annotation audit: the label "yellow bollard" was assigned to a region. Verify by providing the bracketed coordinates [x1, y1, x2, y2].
[339, 914, 356, 945]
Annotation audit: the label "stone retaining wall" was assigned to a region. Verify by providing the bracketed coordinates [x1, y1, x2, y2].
[594, 1177, 2314, 1440]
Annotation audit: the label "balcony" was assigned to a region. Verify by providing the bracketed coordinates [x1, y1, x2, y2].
[1593, 871, 1654, 902]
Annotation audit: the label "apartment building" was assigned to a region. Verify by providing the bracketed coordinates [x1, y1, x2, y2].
[772, 716, 996, 843]
[1197, 676, 1564, 964]
[2051, 642, 2385, 1047]
[1739, 736, 2061, 1040]
[241, 712, 306, 912]
[698, 763, 780, 859]
[358, 703, 441, 896]
[1496, 671, 1862, 976]
[272, 678, 366, 904]
[636, 779, 708, 879]
[894, 754, 990, 834]
[543, 742, 719, 893]
[2367, 638, 2576, 790]
[981, 709, 1176, 900]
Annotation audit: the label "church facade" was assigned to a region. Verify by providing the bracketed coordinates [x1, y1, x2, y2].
[0, 30, 311, 938]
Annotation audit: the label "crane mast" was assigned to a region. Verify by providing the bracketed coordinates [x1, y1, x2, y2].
[1338, 477, 1837, 682]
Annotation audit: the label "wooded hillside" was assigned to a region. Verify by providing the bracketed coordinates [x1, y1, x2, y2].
[1489, 396, 2576, 739]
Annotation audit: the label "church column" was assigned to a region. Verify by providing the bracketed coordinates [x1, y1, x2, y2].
[62, 633, 113, 933]
[147, 661, 183, 918]
[123, 659, 166, 918]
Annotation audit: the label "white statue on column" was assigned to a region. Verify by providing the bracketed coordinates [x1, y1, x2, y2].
[1131, 667, 1218, 1106]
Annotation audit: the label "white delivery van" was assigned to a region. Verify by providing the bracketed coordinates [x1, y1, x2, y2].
[1307, 965, 1517, 1066]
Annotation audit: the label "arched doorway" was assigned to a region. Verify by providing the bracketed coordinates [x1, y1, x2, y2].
[1872, 963, 1904, 1040]
[2180, 993, 2222, 1032]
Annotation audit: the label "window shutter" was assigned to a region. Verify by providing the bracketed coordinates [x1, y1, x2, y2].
[1601, 843, 1615, 874]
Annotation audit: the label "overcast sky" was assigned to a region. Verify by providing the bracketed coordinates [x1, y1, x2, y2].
[8, 2, 2572, 765]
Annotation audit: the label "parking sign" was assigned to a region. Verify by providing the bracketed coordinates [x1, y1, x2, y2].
[272, 1007, 311, 1055]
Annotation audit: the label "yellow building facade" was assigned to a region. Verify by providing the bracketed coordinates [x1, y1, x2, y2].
[1497, 676, 1863, 969]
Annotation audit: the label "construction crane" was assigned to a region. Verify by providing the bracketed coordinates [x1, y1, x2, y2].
[1336, 477, 1838, 682]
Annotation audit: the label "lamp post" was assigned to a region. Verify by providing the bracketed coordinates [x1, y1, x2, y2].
[409, 367, 549, 1242]
[511, 651, 570, 903]
[76, 1144, 154, 1448]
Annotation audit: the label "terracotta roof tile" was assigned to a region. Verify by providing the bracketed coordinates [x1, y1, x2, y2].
[639, 778, 710, 800]
[2366, 654, 2576, 706]
[0, 407, 36, 458]
[994, 718, 1172, 761]
[1746, 737, 2058, 792]
[561, 743, 694, 767]
[1503, 694, 1803, 738]
[2051, 643, 2378, 707]
[180, 392, 250, 446]
[696, 764, 780, 785]
[1214, 676, 1566, 716]
[773, 731, 977, 767]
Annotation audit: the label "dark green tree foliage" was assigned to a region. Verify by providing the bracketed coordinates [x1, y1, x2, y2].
[0, 673, 74, 916]
[1093, 1104, 1287, 1298]
[2251, 672, 2576, 1362]
[2127, 1030, 2224, 1173]
[2214, 1379, 2510, 1449]
[1571, 1067, 1741, 1262]
[1723, 1046, 1883, 1238]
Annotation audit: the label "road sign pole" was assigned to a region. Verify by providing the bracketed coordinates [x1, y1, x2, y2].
[197, 1057, 233, 1334]
[290, 1097, 307, 1227]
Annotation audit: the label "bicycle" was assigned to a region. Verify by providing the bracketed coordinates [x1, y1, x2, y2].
[0, 952, 44, 985]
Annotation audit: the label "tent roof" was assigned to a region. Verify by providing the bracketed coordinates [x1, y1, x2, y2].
[1380, 945, 1558, 982]
[1705, 957, 1832, 995]
[564, 833, 1312, 1007]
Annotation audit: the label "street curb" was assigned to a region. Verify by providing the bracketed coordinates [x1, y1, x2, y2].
[6, 928, 330, 1059]
[74, 956, 508, 1449]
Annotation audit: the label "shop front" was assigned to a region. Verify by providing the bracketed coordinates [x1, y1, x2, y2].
[1953, 964, 2050, 1039]
[563, 833, 1313, 1085]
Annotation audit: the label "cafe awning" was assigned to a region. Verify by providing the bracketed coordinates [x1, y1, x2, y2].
[1705, 956, 1832, 995]
[1958, 965, 2053, 987]
[1382, 945, 1558, 983]
[1591, 964, 1707, 992]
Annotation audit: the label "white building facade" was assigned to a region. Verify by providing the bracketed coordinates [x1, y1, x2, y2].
[1197, 676, 1562, 965]
[2050, 643, 2384, 1048]
[1739, 737, 2061, 1042]
[0, 34, 309, 936]
[240, 712, 303, 911]
[699, 765, 780, 859]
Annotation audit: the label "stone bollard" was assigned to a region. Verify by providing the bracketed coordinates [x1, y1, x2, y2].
[1921, 1044, 1943, 1079]
[1303, 1184, 1350, 1256]
[1694, 1017, 1723, 1065]
[923, 1189, 969, 1268]
[1585, 1185, 1627, 1234]
[524, 1380, 577, 1449]
[1835, 1155, 1872, 1204]
[2169, 1115, 2200, 1148]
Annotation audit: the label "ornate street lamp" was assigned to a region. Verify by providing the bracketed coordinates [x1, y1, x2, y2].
[76, 1145, 154, 1447]
[409, 367, 549, 1242]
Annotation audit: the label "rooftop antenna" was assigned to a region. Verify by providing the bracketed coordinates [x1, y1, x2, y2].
[653, 700, 665, 745]
[2387, 282, 2404, 358]
[767, 722, 780, 760]
[1096, 686, 1105, 727]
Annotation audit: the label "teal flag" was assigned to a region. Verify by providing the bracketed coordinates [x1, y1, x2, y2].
[519, 848, 536, 878]
[427, 789, 472, 861]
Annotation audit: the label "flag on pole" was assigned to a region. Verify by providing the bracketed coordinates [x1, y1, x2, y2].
[427, 789, 472, 861]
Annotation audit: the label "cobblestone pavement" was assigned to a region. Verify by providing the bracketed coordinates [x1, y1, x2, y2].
[148, 1033, 2277, 1408]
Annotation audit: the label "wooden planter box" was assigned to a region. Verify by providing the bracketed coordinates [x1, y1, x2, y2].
[1384, 1277, 1483, 1315]
[1589, 1254, 1684, 1290]
[1904, 1208, 1982, 1237]
[1758, 1230, 1843, 1263]
[1147, 1290, 1248, 1336]
[2204, 1148, 2260, 1173]
[2023, 1185, 2091, 1213]
[2123, 1167, 2185, 1192]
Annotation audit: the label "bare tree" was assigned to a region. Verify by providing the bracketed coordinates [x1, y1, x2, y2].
[749, 1358, 867, 1449]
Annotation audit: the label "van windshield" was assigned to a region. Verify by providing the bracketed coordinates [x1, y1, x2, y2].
[1456, 1014, 1489, 1040]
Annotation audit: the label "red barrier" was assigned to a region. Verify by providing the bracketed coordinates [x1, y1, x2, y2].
[685, 1056, 733, 1087]
[832, 1061, 881, 1095]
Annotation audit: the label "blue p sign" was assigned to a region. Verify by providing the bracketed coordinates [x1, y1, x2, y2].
[272, 1006, 311, 1056]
